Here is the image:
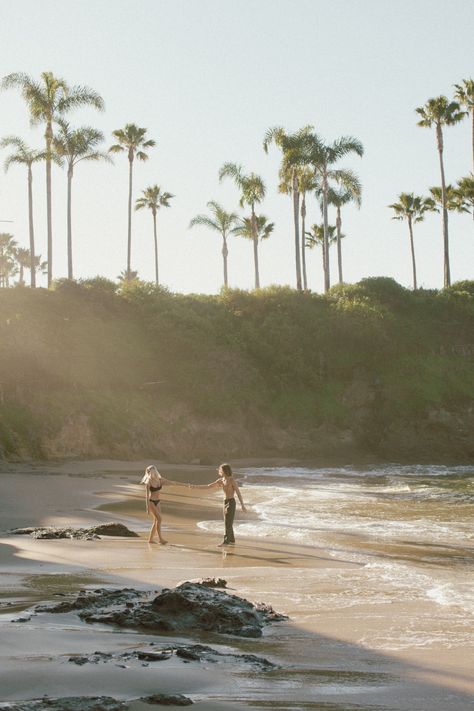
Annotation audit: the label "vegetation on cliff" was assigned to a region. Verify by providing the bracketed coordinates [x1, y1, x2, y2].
[1, 277, 474, 461]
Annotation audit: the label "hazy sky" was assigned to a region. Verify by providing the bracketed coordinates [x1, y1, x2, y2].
[1, 0, 473, 293]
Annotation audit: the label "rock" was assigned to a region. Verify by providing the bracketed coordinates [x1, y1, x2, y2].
[3, 697, 126, 711]
[10, 523, 138, 540]
[139, 694, 193, 706]
[175, 644, 276, 670]
[37, 582, 287, 638]
[136, 650, 172, 661]
[199, 577, 227, 588]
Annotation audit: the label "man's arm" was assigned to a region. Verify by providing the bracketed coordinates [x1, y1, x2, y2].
[233, 480, 247, 511]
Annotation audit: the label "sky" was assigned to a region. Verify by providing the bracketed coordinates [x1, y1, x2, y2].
[0, 0, 473, 293]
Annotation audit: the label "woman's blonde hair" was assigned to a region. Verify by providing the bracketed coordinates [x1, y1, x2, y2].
[141, 464, 161, 484]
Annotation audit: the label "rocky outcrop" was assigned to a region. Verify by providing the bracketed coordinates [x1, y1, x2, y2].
[67, 643, 276, 671]
[3, 695, 193, 710]
[36, 582, 287, 638]
[10, 523, 138, 540]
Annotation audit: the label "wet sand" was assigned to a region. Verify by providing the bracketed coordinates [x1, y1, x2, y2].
[0, 459, 473, 710]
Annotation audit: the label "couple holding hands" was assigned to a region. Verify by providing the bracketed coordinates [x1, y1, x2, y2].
[141, 463, 247, 546]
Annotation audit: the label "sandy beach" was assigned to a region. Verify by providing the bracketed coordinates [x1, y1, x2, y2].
[0, 459, 473, 710]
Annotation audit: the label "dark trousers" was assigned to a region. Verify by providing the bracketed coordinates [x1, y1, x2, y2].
[223, 497, 236, 543]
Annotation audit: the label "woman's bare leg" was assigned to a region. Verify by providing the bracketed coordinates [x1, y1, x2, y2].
[149, 504, 167, 544]
[148, 519, 158, 543]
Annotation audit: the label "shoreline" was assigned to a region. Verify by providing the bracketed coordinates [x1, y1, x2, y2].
[0, 459, 473, 710]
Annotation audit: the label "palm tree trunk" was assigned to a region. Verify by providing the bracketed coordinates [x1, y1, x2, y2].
[153, 211, 159, 285]
[67, 164, 73, 280]
[336, 206, 343, 284]
[301, 194, 308, 290]
[251, 205, 260, 289]
[408, 216, 417, 290]
[27, 163, 36, 288]
[46, 123, 53, 287]
[471, 107, 474, 171]
[436, 124, 450, 288]
[222, 234, 229, 288]
[127, 155, 133, 279]
[322, 172, 330, 292]
[292, 170, 302, 291]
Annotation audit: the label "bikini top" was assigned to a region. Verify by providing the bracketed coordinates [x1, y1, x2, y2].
[149, 483, 162, 492]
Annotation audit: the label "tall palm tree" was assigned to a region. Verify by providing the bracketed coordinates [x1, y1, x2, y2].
[325, 171, 362, 285]
[233, 215, 274, 287]
[263, 125, 313, 290]
[416, 96, 466, 287]
[301, 132, 364, 291]
[189, 201, 239, 288]
[135, 185, 173, 285]
[53, 120, 110, 279]
[1, 72, 104, 286]
[219, 163, 266, 288]
[297, 167, 318, 290]
[456, 174, 474, 221]
[0, 233, 18, 287]
[388, 193, 434, 290]
[0, 136, 44, 287]
[454, 78, 474, 169]
[305, 223, 338, 289]
[109, 124, 156, 279]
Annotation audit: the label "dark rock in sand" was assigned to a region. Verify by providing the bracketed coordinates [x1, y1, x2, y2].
[3, 697, 126, 711]
[10, 523, 138, 540]
[139, 694, 193, 706]
[199, 577, 227, 588]
[37, 582, 287, 638]
[66, 643, 275, 670]
[175, 644, 277, 670]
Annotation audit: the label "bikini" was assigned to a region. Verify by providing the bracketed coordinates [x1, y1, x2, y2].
[149, 482, 162, 506]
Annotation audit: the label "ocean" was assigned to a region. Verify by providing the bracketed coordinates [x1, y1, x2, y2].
[197, 464, 474, 651]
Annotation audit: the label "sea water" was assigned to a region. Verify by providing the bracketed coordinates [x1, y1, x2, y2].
[197, 464, 474, 650]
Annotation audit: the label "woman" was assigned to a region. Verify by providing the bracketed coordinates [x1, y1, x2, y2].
[141, 465, 187, 544]
[190, 463, 247, 546]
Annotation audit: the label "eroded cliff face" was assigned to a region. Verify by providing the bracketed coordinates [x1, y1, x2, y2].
[23, 385, 474, 464]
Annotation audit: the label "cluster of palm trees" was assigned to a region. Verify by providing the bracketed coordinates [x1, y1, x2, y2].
[0, 232, 46, 288]
[1, 70, 472, 294]
[0, 71, 173, 288]
[190, 127, 363, 292]
[390, 79, 474, 289]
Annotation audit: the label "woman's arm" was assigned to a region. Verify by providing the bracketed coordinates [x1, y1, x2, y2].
[233, 480, 247, 512]
[145, 484, 150, 513]
[160, 477, 187, 487]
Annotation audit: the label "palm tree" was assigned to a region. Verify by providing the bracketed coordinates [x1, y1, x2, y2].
[219, 163, 266, 288]
[456, 174, 474, 221]
[305, 223, 338, 288]
[109, 124, 156, 279]
[117, 269, 139, 284]
[15, 246, 31, 285]
[428, 185, 470, 215]
[302, 132, 364, 291]
[297, 167, 318, 291]
[53, 120, 110, 279]
[0, 136, 44, 287]
[1, 72, 104, 286]
[388, 193, 434, 290]
[135, 185, 173, 285]
[0, 233, 18, 287]
[189, 201, 239, 288]
[32, 253, 48, 281]
[454, 78, 474, 169]
[325, 172, 362, 285]
[416, 96, 466, 287]
[233, 215, 274, 287]
[263, 125, 313, 290]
